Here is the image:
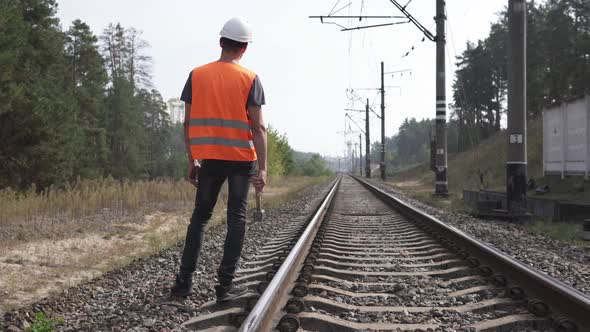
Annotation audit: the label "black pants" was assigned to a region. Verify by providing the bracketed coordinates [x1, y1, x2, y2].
[179, 159, 255, 286]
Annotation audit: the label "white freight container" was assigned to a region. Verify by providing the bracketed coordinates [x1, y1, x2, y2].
[543, 96, 590, 179]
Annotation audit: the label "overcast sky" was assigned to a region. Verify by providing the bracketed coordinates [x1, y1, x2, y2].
[56, 0, 508, 156]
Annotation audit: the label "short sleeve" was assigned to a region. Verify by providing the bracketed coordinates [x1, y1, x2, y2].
[247, 76, 266, 107]
[180, 72, 192, 104]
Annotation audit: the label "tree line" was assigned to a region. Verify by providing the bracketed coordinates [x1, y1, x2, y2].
[452, 0, 590, 150]
[0, 0, 330, 191]
[0, 0, 181, 190]
[370, 118, 460, 170]
[267, 128, 332, 177]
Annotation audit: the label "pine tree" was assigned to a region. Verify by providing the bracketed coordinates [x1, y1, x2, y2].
[0, 0, 76, 189]
[139, 89, 172, 178]
[569, 0, 590, 98]
[100, 23, 153, 179]
[65, 19, 109, 177]
[105, 77, 146, 178]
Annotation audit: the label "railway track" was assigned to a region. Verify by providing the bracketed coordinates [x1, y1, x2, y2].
[183, 176, 590, 331]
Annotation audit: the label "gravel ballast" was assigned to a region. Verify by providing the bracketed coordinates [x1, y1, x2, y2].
[304, 178, 548, 332]
[2, 180, 333, 332]
[368, 180, 590, 296]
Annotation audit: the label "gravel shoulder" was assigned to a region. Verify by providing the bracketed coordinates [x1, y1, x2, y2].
[368, 179, 590, 297]
[1, 179, 333, 332]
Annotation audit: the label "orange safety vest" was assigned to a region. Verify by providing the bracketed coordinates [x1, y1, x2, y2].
[188, 61, 257, 161]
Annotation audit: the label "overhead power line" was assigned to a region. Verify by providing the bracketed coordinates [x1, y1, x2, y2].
[341, 21, 410, 32]
[328, 0, 342, 15]
[309, 15, 406, 20]
[347, 88, 382, 118]
[387, 0, 436, 41]
[346, 113, 366, 135]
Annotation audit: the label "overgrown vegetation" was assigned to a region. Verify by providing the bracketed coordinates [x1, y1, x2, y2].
[0, 177, 194, 228]
[527, 220, 586, 245]
[388, 117, 544, 197]
[25, 312, 64, 332]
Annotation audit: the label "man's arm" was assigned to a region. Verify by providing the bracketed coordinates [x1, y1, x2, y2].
[248, 105, 267, 193]
[184, 103, 198, 187]
[184, 103, 193, 162]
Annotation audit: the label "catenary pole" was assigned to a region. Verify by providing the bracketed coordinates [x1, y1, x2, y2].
[507, 0, 527, 212]
[434, 0, 448, 195]
[359, 134, 363, 177]
[380, 62, 386, 180]
[352, 145, 355, 174]
[366, 98, 371, 178]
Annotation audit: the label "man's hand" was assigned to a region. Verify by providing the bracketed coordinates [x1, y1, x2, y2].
[248, 105, 267, 196]
[188, 161, 200, 188]
[252, 169, 267, 196]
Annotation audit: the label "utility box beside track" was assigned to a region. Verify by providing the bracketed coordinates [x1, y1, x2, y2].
[543, 95, 590, 179]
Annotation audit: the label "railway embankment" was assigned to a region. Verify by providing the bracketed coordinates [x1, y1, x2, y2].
[384, 117, 589, 243]
[0, 176, 331, 330]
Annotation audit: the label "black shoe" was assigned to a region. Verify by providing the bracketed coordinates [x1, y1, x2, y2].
[215, 283, 249, 303]
[170, 273, 193, 297]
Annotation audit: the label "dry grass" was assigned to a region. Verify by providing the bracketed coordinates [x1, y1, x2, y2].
[250, 175, 331, 211]
[0, 177, 213, 248]
[0, 175, 331, 314]
[0, 177, 194, 228]
[0, 213, 188, 313]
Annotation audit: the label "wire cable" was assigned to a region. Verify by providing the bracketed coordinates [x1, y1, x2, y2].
[404, 0, 414, 9]
[328, 0, 342, 15]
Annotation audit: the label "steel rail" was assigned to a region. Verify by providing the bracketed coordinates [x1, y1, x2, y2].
[238, 177, 342, 332]
[352, 176, 590, 331]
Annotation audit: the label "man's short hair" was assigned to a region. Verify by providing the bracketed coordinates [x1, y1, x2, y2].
[220, 37, 247, 53]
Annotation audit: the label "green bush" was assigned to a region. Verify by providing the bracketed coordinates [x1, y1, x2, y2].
[267, 127, 331, 177]
[267, 127, 294, 176]
[26, 312, 64, 332]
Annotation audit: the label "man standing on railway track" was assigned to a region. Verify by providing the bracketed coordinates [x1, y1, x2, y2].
[170, 17, 267, 302]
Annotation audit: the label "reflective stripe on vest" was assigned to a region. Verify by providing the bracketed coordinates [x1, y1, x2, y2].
[189, 118, 251, 131]
[188, 61, 257, 161]
[189, 137, 254, 149]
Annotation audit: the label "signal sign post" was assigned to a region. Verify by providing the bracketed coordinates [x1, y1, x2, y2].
[365, 99, 371, 178]
[506, 0, 528, 213]
[380, 62, 386, 181]
[434, 0, 448, 196]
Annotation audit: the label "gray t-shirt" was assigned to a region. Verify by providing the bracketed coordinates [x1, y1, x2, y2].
[180, 72, 266, 107]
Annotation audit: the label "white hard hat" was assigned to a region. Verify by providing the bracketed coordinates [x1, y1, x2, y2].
[219, 17, 253, 43]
